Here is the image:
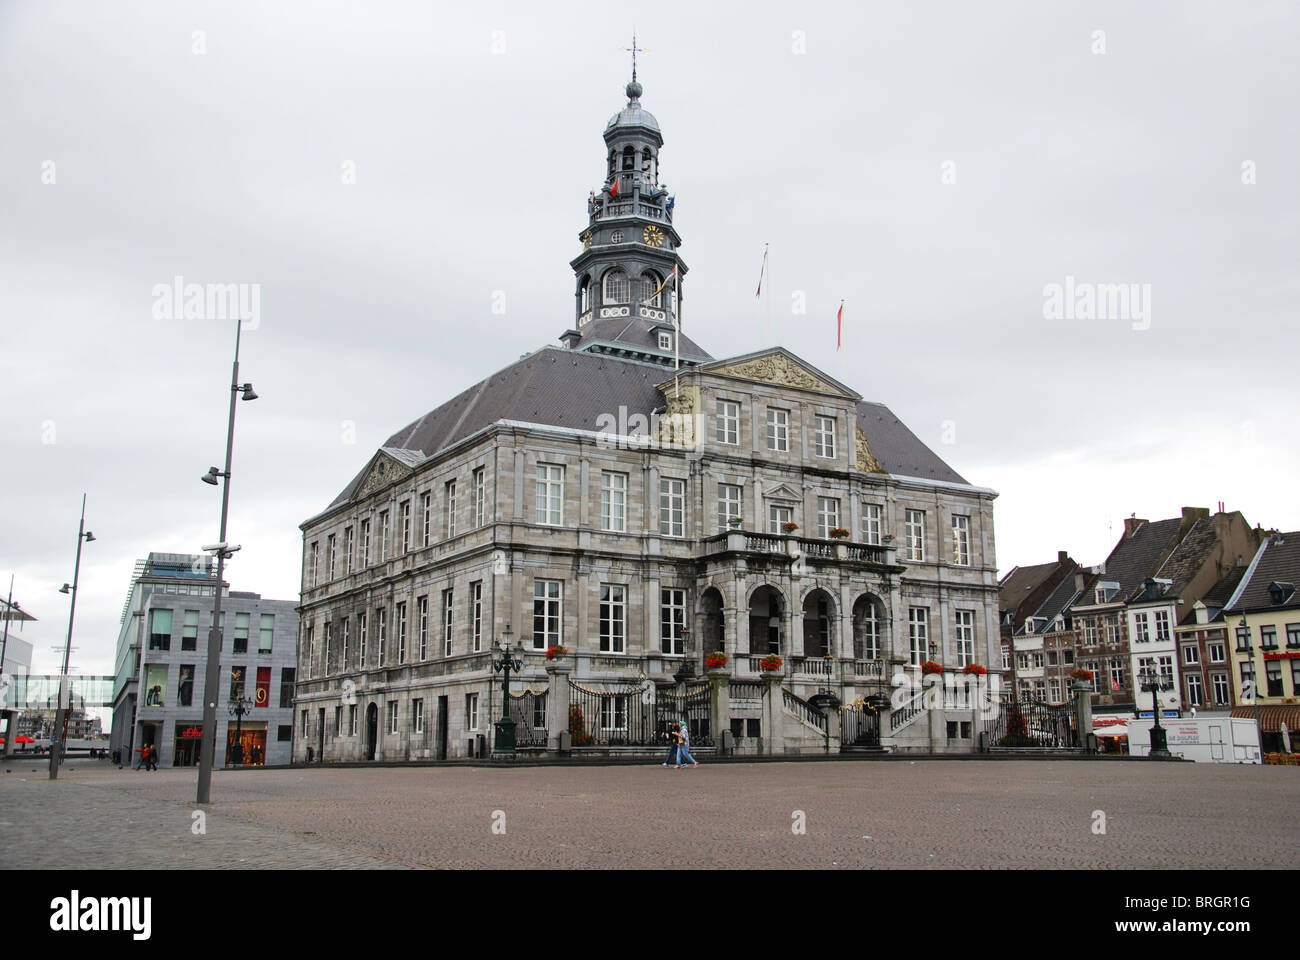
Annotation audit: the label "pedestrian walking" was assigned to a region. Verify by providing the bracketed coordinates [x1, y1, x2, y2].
[148, 745, 158, 771]
[675, 721, 698, 768]
[660, 722, 679, 767]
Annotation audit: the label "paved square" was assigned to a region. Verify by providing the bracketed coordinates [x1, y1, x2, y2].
[3, 758, 1297, 869]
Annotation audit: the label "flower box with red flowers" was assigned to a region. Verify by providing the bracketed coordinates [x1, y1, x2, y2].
[780, 522, 800, 534]
[962, 663, 988, 676]
[920, 661, 943, 676]
[828, 527, 851, 539]
[1069, 668, 1094, 681]
[704, 652, 729, 669]
[759, 654, 784, 672]
[544, 645, 569, 661]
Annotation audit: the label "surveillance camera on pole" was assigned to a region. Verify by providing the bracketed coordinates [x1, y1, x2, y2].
[201, 543, 241, 557]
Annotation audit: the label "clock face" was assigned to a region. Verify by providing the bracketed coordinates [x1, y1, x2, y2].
[582, 229, 592, 250]
[643, 225, 665, 247]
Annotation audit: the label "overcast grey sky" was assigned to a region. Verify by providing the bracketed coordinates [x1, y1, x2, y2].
[2, 0, 1297, 684]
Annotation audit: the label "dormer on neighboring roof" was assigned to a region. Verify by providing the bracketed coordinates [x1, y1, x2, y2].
[1269, 581, 1296, 606]
[1094, 581, 1121, 604]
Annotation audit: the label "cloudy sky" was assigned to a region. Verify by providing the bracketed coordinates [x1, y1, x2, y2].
[2, 0, 1296, 686]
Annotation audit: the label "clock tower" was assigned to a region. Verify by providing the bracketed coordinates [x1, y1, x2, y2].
[563, 50, 701, 366]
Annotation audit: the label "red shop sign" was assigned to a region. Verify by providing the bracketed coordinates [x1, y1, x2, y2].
[179, 726, 203, 738]
[1263, 652, 1300, 661]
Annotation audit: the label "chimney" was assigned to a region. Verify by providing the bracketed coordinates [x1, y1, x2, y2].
[1058, 550, 1069, 564]
[1124, 516, 1147, 538]
[1074, 571, 1087, 591]
[1181, 506, 1210, 530]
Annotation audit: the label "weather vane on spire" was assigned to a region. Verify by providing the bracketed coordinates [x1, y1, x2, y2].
[622, 30, 647, 90]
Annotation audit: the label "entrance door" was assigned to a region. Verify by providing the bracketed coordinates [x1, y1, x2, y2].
[366, 702, 378, 760]
[317, 708, 325, 762]
[437, 696, 448, 760]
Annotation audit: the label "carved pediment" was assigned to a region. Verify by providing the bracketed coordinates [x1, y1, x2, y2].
[355, 452, 414, 501]
[710, 352, 845, 395]
[764, 483, 802, 502]
[855, 427, 884, 474]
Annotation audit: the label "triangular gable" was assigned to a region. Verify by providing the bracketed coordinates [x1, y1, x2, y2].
[351, 448, 419, 502]
[700, 348, 859, 399]
[763, 482, 802, 502]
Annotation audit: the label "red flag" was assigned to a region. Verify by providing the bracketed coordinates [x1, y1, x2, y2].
[610, 177, 620, 199]
[837, 302, 843, 349]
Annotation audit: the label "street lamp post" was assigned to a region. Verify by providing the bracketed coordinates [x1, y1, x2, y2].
[491, 625, 523, 759]
[196, 318, 258, 805]
[1137, 666, 1172, 758]
[50, 495, 94, 780]
[228, 693, 256, 765]
[1240, 617, 1263, 763]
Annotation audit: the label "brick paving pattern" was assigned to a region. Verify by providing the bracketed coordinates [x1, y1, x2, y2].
[3, 758, 1297, 869]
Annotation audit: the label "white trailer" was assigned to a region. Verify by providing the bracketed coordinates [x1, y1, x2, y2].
[1127, 716, 1261, 763]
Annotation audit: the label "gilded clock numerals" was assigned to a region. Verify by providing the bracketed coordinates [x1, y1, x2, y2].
[643, 225, 664, 247]
[582, 230, 593, 250]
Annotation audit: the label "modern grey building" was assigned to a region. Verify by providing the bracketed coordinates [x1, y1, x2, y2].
[295, 72, 1001, 760]
[110, 553, 299, 766]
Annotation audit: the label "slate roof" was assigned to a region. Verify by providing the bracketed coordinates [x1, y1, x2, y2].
[1180, 564, 1249, 626]
[571, 314, 711, 360]
[1128, 516, 1218, 602]
[999, 561, 1063, 615]
[326, 346, 973, 510]
[1224, 532, 1300, 614]
[1024, 577, 1082, 632]
[1072, 518, 1185, 608]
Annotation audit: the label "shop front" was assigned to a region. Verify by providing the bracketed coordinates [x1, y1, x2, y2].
[225, 721, 268, 766]
[173, 723, 204, 766]
[1092, 713, 1132, 754]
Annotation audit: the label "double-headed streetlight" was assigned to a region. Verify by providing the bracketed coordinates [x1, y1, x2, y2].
[492, 625, 525, 759]
[1137, 665, 1173, 758]
[228, 692, 256, 765]
[196, 319, 257, 804]
[49, 495, 94, 780]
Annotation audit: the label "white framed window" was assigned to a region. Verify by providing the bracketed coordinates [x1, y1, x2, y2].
[768, 503, 794, 535]
[600, 696, 628, 731]
[396, 601, 407, 663]
[1183, 644, 1199, 665]
[536, 464, 564, 525]
[309, 541, 319, 587]
[643, 272, 663, 308]
[474, 467, 486, 528]
[361, 519, 371, 567]
[340, 617, 349, 667]
[1208, 641, 1225, 663]
[908, 607, 929, 666]
[855, 600, 880, 660]
[1134, 613, 1150, 643]
[533, 580, 562, 650]
[377, 608, 387, 667]
[348, 704, 357, 736]
[717, 483, 742, 531]
[335, 705, 344, 737]
[386, 700, 398, 735]
[413, 698, 424, 734]
[445, 479, 457, 538]
[304, 625, 314, 675]
[715, 399, 739, 445]
[600, 584, 626, 653]
[601, 471, 627, 532]
[659, 477, 685, 537]
[1083, 618, 1098, 644]
[658, 331, 672, 350]
[323, 622, 332, 672]
[816, 497, 840, 539]
[422, 492, 432, 547]
[442, 589, 454, 657]
[603, 269, 629, 303]
[661, 588, 685, 655]
[344, 526, 354, 575]
[466, 693, 480, 730]
[379, 510, 389, 561]
[1155, 610, 1170, 641]
[1110, 657, 1125, 692]
[951, 516, 970, 566]
[327, 534, 336, 580]
[1186, 674, 1203, 707]
[417, 596, 429, 660]
[766, 408, 789, 452]
[955, 610, 974, 667]
[471, 581, 483, 652]
[358, 611, 367, 666]
[401, 500, 411, 553]
[813, 415, 836, 458]
[905, 509, 925, 561]
[1001, 646, 1010, 670]
[1049, 678, 1061, 703]
[1211, 673, 1230, 704]
[862, 503, 882, 545]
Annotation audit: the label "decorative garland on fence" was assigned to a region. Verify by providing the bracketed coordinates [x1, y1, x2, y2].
[507, 686, 550, 699]
[567, 676, 648, 697]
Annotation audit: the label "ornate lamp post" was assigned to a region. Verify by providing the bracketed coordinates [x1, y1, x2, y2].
[1137, 665, 1173, 758]
[492, 625, 524, 759]
[1239, 616, 1264, 762]
[50, 495, 94, 780]
[227, 693, 256, 765]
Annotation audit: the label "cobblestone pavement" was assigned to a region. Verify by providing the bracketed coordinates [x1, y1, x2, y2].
[3, 758, 1298, 869]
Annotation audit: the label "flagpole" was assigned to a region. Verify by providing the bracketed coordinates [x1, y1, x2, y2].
[765, 245, 773, 347]
[673, 260, 680, 398]
[838, 299, 846, 387]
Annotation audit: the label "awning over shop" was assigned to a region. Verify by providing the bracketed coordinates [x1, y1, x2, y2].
[1092, 714, 1133, 734]
[1230, 705, 1300, 733]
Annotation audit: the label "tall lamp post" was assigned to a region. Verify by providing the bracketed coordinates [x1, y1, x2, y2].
[491, 625, 524, 759]
[196, 319, 258, 805]
[1137, 665, 1173, 758]
[1240, 616, 1264, 763]
[50, 495, 94, 780]
[228, 693, 256, 765]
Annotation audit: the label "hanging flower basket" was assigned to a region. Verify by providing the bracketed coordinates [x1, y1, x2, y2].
[704, 651, 729, 669]
[1069, 668, 1094, 682]
[545, 645, 569, 661]
[759, 654, 784, 672]
[881, 534, 895, 543]
[920, 660, 943, 676]
[780, 522, 800, 534]
[828, 527, 851, 539]
[962, 663, 988, 676]
[727, 516, 744, 526]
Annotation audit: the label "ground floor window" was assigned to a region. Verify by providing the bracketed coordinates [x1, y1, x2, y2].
[225, 724, 267, 765]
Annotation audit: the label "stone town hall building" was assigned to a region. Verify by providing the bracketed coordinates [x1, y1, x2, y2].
[294, 71, 1000, 760]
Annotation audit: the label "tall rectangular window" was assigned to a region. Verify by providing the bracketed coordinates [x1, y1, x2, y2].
[862, 503, 882, 545]
[716, 399, 739, 445]
[233, 611, 250, 654]
[443, 589, 454, 656]
[533, 580, 561, 650]
[1261, 625, 1278, 650]
[905, 509, 925, 562]
[813, 415, 836, 458]
[1109, 657, 1125, 692]
[259, 613, 274, 654]
[379, 510, 389, 561]
[230, 665, 246, 700]
[377, 608, 387, 667]
[816, 497, 840, 538]
[280, 667, 296, 709]
[327, 534, 337, 580]
[344, 525, 354, 574]
[358, 612, 368, 666]
[422, 492, 432, 547]
[466, 693, 479, 730]
[348, 703, 358, 736]
[718, 483, 742, 531]
[1155, 610, 1170, 641]
[340, 617, 349, 667]
[182, 609, 199, 651]
[471, 581, 483, 652]
[908, 607, 929, 666]
[1134, 613, 1150, 643]
[600, 584, 626, 653]
[401, 500, 411, 553]
[413, 698, 425, 734]
[1212, 672, 1229, 704]
[446, 480, 457, 538]
[304, 625, 314, 676]
[178, 665, 195, 707]
[954, 610, 974, 667]
[474, 467, 486, 528]
[601, 471, 627, 532]
[536, 465, 564, 525]
[335, 705, 344, 737]
[768, 503, 793, 535]
[661, 588, 685, 655]
[1186, 673, 1204, 707]
[1236, 624, 1251, 650]
[361, 519, 371, 567]
[951, 516, 970, 565]
[309, 542, 319, 587]
[387, 700, 398, 735]
[659, 478, 685, 537]
[418, 596, 429, 660]
[396, 601, 407, 663]
[766, 408, 789, 452]
[322, 622, 331, 672]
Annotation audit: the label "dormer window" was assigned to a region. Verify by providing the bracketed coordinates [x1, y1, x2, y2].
[1268, 581, 1295, 606]
[657, 331, 672, 350]
[603, 270, 629, 304]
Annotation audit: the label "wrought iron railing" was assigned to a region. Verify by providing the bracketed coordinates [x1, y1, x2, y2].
[657, 683, 714, 747]
[840, 705, 882, 746]
[507, 688, 548, 747]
